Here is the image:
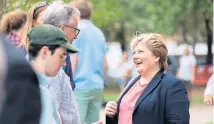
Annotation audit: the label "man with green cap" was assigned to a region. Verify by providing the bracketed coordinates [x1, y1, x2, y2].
[27, 24, 79, 124]
[42, 2, 82, 123]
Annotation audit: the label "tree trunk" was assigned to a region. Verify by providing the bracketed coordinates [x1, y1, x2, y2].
[116, 22, 126, 51]
[205, 18, 213, 65]
[192, 0, 199, 55]
[180, 0, 189, 44]
[181, 22, 188, 43]
[0, 0, 7, 24]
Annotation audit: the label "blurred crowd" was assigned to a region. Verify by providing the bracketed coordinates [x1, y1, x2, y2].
[0, 0, 213, 124]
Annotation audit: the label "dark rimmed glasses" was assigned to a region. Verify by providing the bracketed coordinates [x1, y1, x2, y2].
[63, 24, 80, 37]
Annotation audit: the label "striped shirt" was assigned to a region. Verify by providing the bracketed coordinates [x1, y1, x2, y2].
[47, 69, 81, 124]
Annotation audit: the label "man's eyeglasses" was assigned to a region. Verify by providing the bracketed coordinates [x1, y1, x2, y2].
[63, 24, 80, 36]
[34, 1, 49, 12]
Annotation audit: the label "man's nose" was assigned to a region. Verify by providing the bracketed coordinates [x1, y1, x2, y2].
[74, 35, 77, 39]
[62, 61, 66, 67]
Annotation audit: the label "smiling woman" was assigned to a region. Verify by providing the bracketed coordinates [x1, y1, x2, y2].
[130, 33, 168, 76]
[105, 33, 190, 124]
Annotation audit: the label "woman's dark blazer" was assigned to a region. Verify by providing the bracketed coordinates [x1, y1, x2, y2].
[106, 70, 190, 124]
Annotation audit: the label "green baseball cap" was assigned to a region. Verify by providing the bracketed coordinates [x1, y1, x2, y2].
[27, 24, 80, 53]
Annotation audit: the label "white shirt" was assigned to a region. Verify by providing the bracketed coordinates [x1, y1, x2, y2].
[204, 74, 214, 95]
[178, 54, 196, 81]
[36, 72, 61, 124]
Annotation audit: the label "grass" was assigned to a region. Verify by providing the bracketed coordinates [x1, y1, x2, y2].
[206, 121, 214, 124]
[103, 89, 120, 101]
[191, 95, 204, 104]
[104, 94, 119, 101]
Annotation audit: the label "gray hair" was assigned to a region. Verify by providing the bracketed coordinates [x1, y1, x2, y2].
[43, 0, 80, 27]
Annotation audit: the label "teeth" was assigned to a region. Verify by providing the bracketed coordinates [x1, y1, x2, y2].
[136, 62, 143, 64]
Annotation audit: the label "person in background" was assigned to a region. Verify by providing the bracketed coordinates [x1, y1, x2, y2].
[204, 74, 213, 106]
[42, 1, 81, 123]
[0, 34, 41, 124]
[166, 55, 178, 76]
[117, 51, 132, 90]
[43, 0, 80, 90]
[0, 10, 27, 46]
[19, 1, 49, 53]
[105, 33, 189, 124]
[177, 47, 196, 101]
[70, 0, 108, 123]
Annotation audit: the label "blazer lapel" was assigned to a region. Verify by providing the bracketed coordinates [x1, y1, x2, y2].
[117, 75, 140, 102]
[134, 71, 164, 111]
[116, 76, 141, 116]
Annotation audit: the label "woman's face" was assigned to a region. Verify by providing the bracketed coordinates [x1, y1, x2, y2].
[33, 10, 45, 26]
[132, 43, 159, 75]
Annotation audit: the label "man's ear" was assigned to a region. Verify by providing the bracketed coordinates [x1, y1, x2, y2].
[40, 46, 49, 59]
[59, 25, 66, 31]
[32, 20, 37, 27]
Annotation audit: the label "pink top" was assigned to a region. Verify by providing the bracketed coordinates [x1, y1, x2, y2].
[118, 80, 147, 124]
[7, 32, 21, 46]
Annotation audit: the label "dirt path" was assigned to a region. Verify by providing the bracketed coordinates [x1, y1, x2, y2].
[190, 105, 213, 124]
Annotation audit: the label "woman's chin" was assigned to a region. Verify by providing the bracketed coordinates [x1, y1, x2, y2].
[136, 68, 144, 75]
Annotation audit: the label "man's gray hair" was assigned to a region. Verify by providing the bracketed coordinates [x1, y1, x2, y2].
[43, 0, 80, 27]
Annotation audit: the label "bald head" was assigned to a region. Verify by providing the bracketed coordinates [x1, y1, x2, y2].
[184, 48, 190, 56]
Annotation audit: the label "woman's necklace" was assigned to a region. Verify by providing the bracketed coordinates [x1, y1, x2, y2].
[139, 77, 149, 86]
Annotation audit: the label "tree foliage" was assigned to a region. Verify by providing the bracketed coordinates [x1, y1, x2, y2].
[3, 0, 213, 44]
[0, 0, 7, 18]
[113, 0, 212, 43]
[3, 0, 213, 63]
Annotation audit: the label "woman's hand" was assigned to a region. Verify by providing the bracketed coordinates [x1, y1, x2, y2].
[92, 120, 102, 124]
[105, 101, 118, 117]
[204, 95, 213, 106]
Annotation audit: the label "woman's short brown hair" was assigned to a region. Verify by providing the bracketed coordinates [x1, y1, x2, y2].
[0, 10, 27, 34]
[70, 0, 92, 19]
[130, 33, 168, 71]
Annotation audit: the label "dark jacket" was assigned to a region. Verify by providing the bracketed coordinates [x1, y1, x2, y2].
[64, 54, 75, 90]
[0, 34, 41, 124]
[106, 71, 190, 124]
